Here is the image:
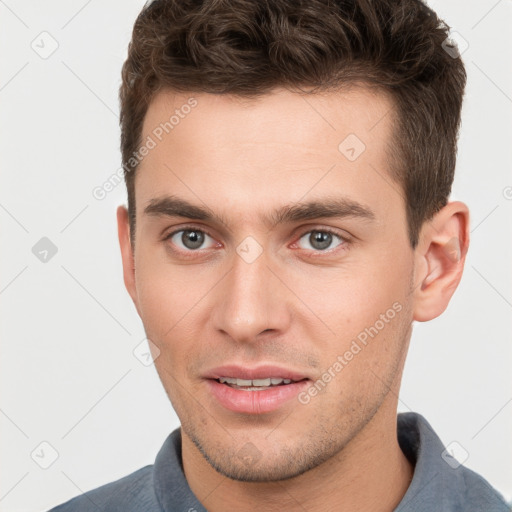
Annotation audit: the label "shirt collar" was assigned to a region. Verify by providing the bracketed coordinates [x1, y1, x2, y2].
[394, 411, 467, 511]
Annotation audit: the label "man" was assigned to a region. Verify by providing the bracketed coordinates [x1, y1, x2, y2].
[50, 0, 510, 510]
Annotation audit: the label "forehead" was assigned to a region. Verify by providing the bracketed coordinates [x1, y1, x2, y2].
[135, 86, 402, 228]
[141, 85, 395, 155]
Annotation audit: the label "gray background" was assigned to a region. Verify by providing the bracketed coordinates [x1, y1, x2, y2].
[1, 1, 511, 510]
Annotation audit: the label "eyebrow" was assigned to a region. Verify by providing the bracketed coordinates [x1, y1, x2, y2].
[143, 195, 376, 229]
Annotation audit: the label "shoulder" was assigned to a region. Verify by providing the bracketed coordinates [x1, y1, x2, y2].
[460, 465, 511, 512]
[396, 412, 510, 512]
[47, 465, 160, 512]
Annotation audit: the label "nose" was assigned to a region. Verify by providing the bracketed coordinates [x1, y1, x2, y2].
[211, 246, 291, 344]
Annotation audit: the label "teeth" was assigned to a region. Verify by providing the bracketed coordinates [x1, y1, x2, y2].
[218, 377, 295, 387]
[252, 378, 271, 386]
[218, 377, 238, 385]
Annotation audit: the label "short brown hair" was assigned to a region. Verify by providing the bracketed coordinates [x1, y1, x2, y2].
[119, 0, 466, 249]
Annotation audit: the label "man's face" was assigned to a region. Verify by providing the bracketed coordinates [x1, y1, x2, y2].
[121, 86, 416, 481]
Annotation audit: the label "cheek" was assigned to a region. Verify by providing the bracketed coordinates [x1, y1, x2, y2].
[290, 259, 409, 334]
[133, 252, 217, 354]
[134, 266, 195, 398]
[135, 270, 173, 330]
[133, 258, 188, 344]
[135, 244, 184, 309]
[287, 255, 413, 390]
[305, 300, 412, 414]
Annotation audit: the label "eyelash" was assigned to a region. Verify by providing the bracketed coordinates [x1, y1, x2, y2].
[162, 225, 350, 258]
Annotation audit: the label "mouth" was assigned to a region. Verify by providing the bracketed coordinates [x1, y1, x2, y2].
[215, 376, 306, 391]
[204, 365, 311, 414]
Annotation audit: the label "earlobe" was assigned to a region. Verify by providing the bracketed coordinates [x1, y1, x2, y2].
[117, 205, 140, 313]
[412, 201, 470, 322]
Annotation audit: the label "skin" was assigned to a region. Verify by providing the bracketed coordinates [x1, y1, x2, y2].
[117, 86, 470, 511]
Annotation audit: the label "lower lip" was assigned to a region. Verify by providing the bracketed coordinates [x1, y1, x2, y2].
[206, 379, 310, 414]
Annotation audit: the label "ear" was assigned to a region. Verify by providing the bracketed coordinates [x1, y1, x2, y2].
[412, 201, 470, 322]
[117, 205, 141, 316]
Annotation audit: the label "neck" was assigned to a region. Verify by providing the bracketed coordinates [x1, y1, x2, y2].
[182, 402, 414, 512]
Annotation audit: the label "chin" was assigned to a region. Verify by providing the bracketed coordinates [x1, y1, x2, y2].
[190, 430, 337, 483]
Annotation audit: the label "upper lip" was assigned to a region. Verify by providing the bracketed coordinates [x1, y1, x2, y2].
[203, 364, 310, 381]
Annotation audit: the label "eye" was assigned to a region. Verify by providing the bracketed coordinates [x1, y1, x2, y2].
[296, 229, 346, 252]
[164, 228, 217, 251]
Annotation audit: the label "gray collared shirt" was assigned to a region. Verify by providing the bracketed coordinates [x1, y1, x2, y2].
[48, 412, 510, 511]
